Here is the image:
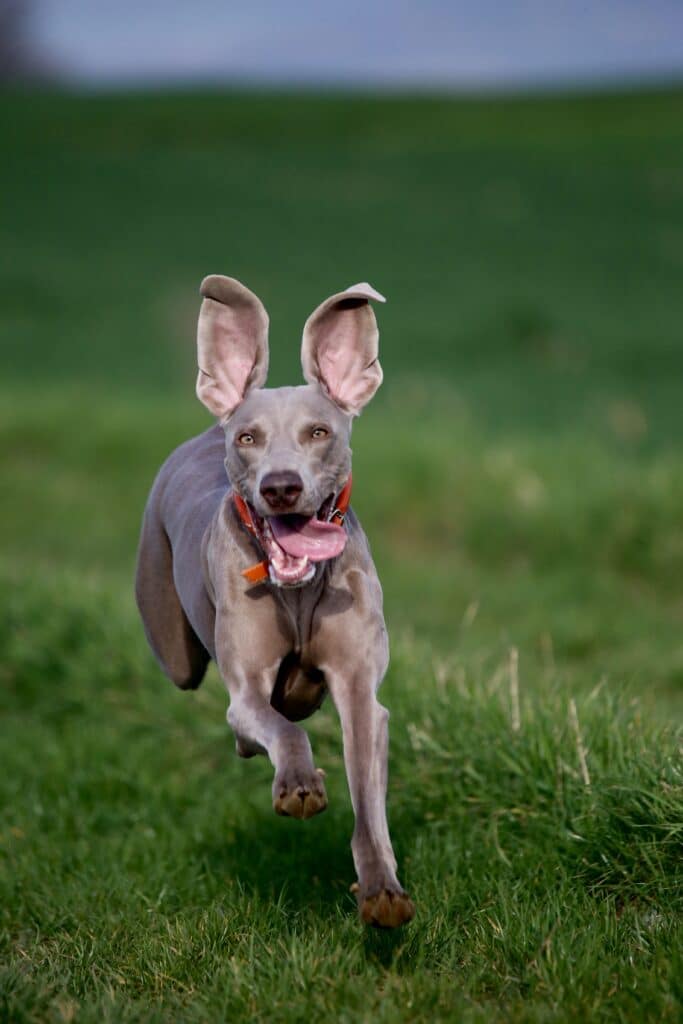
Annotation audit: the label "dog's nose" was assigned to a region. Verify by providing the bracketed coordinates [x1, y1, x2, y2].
[259, 471, 304, 511]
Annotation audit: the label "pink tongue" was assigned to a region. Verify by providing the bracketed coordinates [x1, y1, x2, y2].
[269, 515, 347, 561]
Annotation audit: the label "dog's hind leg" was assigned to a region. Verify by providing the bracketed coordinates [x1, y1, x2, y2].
[135, 505, 210, 690]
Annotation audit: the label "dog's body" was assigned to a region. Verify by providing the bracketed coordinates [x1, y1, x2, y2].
[136, 276, 414, 927]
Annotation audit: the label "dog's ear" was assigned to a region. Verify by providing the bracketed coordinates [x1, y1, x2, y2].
[196, 275, 269, 420]
[301, 282, 385, 416]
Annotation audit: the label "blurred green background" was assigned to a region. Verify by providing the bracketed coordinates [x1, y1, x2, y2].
[2, 87, 683, 708]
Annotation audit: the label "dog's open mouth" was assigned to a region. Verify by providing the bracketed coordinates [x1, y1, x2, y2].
[250, 499, 348, 587]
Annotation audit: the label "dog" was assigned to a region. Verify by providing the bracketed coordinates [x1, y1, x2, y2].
[135, 275, 414, 928]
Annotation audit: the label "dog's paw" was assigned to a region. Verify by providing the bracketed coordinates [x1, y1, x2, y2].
[273, 767, 327, 819]
[352, 883, 415, 928]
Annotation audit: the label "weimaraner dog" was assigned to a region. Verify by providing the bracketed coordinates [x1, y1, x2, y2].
[135, 275, 414, 928]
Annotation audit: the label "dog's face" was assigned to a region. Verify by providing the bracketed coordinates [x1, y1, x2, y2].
[225, 384, 351, 518]
[223, 385, 352, 586]
[194, 275, 384, 586]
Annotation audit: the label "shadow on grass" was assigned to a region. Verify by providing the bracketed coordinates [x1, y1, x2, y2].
[193, 803, 356, 912]
[191, 799, 421, 965]
[362, 926, 410, 967]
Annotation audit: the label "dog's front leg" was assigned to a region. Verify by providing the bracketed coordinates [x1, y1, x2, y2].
[326, 669, 415, 928]
[223, 671, 328, 820]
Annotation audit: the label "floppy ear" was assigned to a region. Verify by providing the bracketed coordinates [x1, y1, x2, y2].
[196, 275, 269, 420]
[301, 282, 385, 416]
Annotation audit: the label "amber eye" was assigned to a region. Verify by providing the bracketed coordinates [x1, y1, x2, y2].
[237, 432, 255, 446]
[311, 426, 329, 440]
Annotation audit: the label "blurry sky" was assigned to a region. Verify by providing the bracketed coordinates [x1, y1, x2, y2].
[29, 0, 683, 88]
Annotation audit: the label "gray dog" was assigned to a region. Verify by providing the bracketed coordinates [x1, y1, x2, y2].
[135, 275, 414, 928]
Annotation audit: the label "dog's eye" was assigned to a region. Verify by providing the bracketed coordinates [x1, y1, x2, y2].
[311, 427, 328, 440]
[237, 432, 255, 446]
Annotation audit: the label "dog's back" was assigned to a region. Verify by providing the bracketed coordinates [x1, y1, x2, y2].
[135, 425, 226, 687]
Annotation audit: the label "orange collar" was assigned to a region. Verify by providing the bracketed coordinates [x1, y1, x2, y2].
[233, 474, 353, 585]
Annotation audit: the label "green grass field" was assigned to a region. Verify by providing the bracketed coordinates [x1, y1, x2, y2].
[1, 87, 682, 1022]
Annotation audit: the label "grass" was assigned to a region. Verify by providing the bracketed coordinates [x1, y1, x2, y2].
[1, 86, 682, 1021]
[1, 571, 681, 1022]
[1, 572, 681, 1021]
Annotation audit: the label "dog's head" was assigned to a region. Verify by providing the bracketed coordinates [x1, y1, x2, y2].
[195, 275, 384, 586]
